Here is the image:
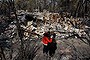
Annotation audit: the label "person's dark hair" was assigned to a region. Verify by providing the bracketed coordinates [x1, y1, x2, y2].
[44, 31, 50, 37]
[53, 33, 56, 39]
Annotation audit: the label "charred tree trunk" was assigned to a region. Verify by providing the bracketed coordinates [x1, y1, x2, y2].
[84, 0, 88, 15]
[43, 0, 47, 10]
[12, 1, 25, 60]
[74, 0, 83, 17]
[0, 47, 6, 60]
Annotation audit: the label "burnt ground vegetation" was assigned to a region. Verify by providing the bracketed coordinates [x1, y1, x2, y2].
[0, 0, 90, 60]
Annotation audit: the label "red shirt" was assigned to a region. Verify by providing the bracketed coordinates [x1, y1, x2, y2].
[42, 36, 52, 45]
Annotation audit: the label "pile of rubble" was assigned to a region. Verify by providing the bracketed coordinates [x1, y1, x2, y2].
[0, 10, 90, 60]
[16, 10, 90, 39]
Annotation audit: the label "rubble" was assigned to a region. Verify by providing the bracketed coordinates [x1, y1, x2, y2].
[17, 10, 89, 42]
[0, 10, 90, 60]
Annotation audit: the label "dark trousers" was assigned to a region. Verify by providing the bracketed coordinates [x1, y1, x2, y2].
[48, 43, 57, 57]
[43, 43, 57, 57]
[43, 45, 49, 54]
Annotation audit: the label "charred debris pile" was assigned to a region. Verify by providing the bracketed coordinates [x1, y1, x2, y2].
[0, 10, 90, 60]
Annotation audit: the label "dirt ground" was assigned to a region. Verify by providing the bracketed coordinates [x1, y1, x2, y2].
[32, 38, 90, 60]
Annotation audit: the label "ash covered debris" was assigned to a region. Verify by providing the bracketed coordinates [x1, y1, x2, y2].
[0, 10, 90, 60]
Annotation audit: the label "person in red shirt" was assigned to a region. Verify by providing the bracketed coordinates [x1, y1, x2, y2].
[42, 34, 52, 45]
[42, 31, 53, 54]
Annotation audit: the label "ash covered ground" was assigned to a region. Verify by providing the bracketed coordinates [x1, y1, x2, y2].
[0, 10, 90, 60]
